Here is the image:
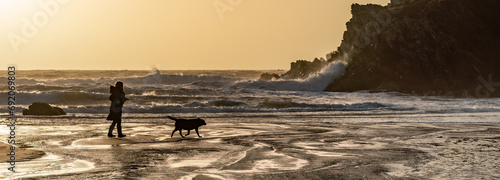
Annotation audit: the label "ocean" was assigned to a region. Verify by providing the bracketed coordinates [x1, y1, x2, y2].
[1, 68, 500, 124]
[1, 69, 500, 179]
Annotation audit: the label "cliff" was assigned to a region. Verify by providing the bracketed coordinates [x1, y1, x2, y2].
[279, 0, 500, 97]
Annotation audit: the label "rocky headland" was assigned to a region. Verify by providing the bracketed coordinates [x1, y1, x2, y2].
[268, 0, 500, 97]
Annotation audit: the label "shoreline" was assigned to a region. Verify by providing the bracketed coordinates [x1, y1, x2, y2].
[0, 122, 498, 179]
[3, 111, 500, 125]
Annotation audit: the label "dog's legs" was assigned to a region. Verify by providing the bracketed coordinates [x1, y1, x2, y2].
[195, 128, 202, 138]
[171, 129, 178, 138]
[179, 129, 185, 138]
[185, 130, 190, 136]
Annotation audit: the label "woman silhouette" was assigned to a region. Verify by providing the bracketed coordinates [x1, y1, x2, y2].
[107, 81, 128, 137]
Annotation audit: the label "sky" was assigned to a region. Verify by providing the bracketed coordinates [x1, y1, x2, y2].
[0, 0, 389, 70]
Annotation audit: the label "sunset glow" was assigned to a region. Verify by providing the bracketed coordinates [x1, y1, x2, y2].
[0, 0, 389, 70]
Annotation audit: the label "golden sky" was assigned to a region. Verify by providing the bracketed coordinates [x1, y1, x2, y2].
[1, 0, 388, 70]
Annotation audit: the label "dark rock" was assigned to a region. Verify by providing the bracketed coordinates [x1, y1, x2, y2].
[277, 0, 500, 97]
[280, 58, 327, 79]
[325, 0, 500, 97]
[260, 73, 281, 81]
[22, 102, 66, 115]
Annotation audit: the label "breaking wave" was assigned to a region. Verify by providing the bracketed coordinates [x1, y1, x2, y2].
[234, 61, 346, 91]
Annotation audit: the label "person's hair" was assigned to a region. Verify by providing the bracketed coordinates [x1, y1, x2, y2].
[115, 81, 124, 90]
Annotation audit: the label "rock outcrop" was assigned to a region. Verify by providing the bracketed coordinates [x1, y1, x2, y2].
[276, 0, 500, 97]
[23, 102, 66, 115]
[260, 73, 281, 81]
[281, 58, 328, 79]
[262, 58, 328, 80]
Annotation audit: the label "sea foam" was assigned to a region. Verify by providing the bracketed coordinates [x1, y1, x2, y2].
[234, 61, 346, 91]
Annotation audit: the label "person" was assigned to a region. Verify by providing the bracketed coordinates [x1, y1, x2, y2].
[107, 81, 128, 137]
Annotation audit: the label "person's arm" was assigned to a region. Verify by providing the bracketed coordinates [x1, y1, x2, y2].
[119, 93, 127, 104]
[109, 86, 115, 101]
[124, 93, 128, 102]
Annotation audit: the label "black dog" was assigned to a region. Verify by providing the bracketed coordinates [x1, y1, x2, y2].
[168, 116, 206, 138]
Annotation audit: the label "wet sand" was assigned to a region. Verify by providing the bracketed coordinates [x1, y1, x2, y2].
[0, 143, 45, 163]
[1, 122, 499, 179]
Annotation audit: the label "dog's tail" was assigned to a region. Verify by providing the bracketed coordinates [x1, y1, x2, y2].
[167, 116, 178, 121]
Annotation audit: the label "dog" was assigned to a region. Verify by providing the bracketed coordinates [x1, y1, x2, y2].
[168, 116, 206, 138]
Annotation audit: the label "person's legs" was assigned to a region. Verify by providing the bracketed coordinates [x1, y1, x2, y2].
[108, 120, 117, 137]
[117, 119, 126, 137]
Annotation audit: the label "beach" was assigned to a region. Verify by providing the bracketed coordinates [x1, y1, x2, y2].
[1, 119, 499, 179]
[2, 0, 500, 178]
[1, 70, 499, 179]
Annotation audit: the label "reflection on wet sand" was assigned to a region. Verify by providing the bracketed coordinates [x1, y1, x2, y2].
[1, 123, 499, 179]
[0, 153, 94, 179]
